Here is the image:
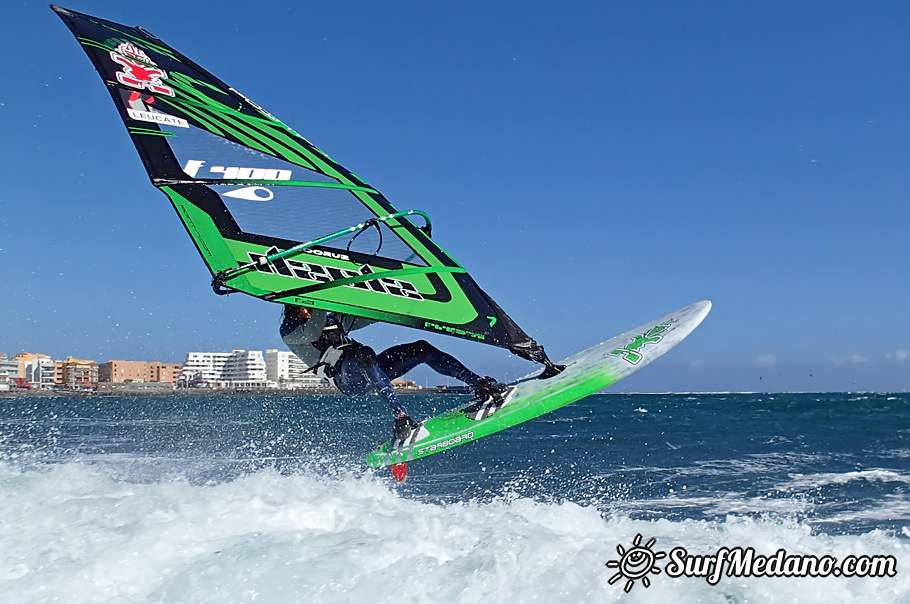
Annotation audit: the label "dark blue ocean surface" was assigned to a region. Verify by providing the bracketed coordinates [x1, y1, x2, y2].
[1, 392, 908, 602]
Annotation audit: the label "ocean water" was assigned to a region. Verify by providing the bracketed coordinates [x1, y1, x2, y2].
[1, 392, 909, 603]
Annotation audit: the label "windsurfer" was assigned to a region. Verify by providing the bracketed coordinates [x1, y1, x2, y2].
[279, 304, 508, 441]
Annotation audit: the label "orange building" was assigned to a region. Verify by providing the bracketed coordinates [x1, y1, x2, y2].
[99, 360, 150, 383]
[149, 361, 182, 386]
[12, 352, 51, 378]
[99, 360, 183, 386]
[62, 357, 98, 388]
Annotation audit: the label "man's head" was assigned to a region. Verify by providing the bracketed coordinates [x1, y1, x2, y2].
[285, 304, 312, 321]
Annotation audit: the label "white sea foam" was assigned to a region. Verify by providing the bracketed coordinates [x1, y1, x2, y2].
[1, 460, 909, 603]
[655, 452, 828, 479]
[606, 492, 816, 520]
[816, 495, 910, 526]
[782, 469, 910, 491]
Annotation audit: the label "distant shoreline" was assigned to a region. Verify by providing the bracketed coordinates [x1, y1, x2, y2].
[1, 389, 903, 398]
[0, 386, 473, 398]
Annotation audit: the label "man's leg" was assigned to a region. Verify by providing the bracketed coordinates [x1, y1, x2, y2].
[336, 345, 419, 443]
[378, 340, 483, 386]
[336, 345, 407, 418]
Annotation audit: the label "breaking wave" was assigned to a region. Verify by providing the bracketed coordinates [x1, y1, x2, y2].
[2, 459, 909, 604]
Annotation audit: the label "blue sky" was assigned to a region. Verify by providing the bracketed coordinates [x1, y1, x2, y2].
[2, 1, 908, 392]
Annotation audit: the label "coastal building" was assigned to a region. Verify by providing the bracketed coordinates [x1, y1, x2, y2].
[0, 354, 19, 391]
[2, 353, 55, 389]
[99, 360, 149, 383]
[222, 350, 267, 383]
[23, 357, 55, 389]
[179, 352, 232, 384]
[149, 361, 182, 386]
[99, 360, 183, 387]
[178, 350, 272, 387]
[61, 357, 98, 389]
[12, 352, 50, 379]
[391, 380, 418, 390]
[265, 349, 329, 388]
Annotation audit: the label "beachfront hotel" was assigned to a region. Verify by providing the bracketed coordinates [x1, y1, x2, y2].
[2, 349, 330, 391]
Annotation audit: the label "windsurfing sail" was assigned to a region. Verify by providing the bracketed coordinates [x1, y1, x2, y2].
[53, 6, 557, 368]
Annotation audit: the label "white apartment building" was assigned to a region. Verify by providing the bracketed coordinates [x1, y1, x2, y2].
[0, 354, 18, 391]
[222, 350, 267, 382]
[265, 349, 329, 388]
[179, 350, 274, 387]
[180, 352, 232, 384]
[24, 358, 55, 389]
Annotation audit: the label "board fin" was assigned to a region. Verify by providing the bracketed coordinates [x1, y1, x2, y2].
[390, 463, 408, 482]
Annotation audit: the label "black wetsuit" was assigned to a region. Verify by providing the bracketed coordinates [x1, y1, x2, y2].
[280, 308, 484, 417]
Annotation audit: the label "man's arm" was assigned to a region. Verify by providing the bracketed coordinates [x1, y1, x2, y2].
[280, 309, 328, 368]
[340, 315, 376, 333]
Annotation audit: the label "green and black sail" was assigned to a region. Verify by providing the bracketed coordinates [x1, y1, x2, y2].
[53, 5, 556, 368]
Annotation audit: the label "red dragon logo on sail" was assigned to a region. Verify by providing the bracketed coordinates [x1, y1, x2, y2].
[109, 42, 175, 97]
